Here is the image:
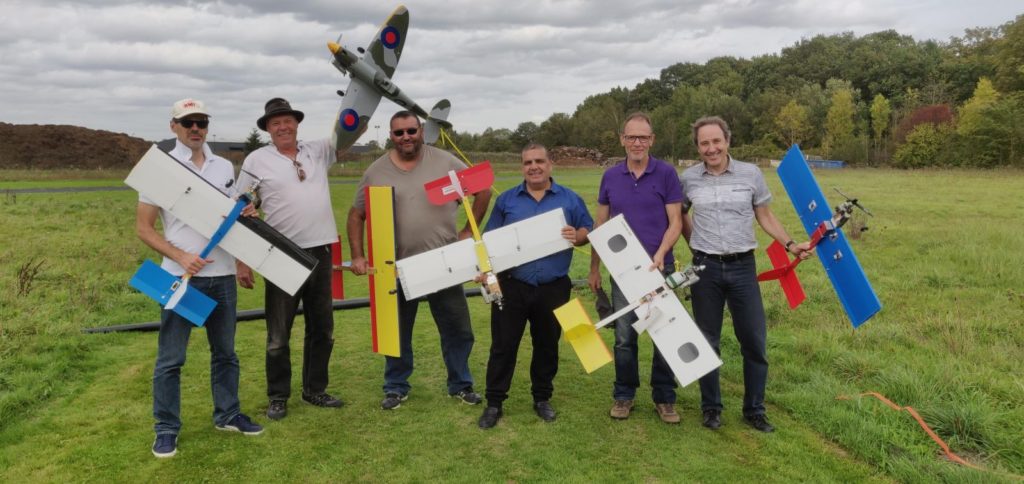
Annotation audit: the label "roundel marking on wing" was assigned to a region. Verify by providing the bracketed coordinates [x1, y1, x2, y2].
[381, 26, 400, 49]
[340, 109, 360, 132]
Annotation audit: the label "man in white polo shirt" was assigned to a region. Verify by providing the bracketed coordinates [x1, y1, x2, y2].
[136, 98, 263, 459]
[236, 98, 342, 421]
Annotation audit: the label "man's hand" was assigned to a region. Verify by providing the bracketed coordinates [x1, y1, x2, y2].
[350, 256, 369, 276]
[236, 261, 255, 289]
[560, 225, 577, 243]
[241, 202, 258, 217]
[457, 227, 474, 241]
[176, 252, 211, 276]
[649, 250, 667, 272]
[588, 267, 602, 293]
[789, 241, 814, 260]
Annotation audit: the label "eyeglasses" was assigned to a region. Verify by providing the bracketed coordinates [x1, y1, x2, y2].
[293, 160, 306, 182]
[177, 119, 209, 129]
[624, 135, 652, 144]
[392, 128, 418, 137]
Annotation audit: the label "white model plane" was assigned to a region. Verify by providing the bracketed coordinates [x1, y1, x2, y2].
[327, 5, 451, 151]
[126, 146, 317, 323]
[394, 163, 572, 308]
[554, 215, 722, 386]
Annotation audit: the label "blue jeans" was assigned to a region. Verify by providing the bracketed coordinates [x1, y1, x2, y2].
[384, 284, 475, 396]
[611, 273, 678, 404]
[690, 253, 768, 417]
[265, 244, 335, 401]
[153, 275, 239, 435]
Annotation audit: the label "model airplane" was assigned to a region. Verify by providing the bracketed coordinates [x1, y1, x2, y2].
[394, 163, 572, 309]
[327, 5, 452, 151]
[757, 145, 882, 328]
[126, 145, 317, 324]
[554, 215, 722, 387]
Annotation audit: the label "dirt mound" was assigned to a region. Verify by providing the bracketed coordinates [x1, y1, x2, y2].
[549, 146, 607, 166]
[0, 123, 153, 169]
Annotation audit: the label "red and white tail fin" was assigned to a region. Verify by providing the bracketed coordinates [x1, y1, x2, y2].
[423, 161, 494, 206]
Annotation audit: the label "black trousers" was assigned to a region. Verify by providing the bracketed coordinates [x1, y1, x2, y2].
[484, 276, 570, 407]
[265, 244, 335, 401]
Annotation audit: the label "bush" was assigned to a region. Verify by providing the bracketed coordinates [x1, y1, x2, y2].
[892, 123, 956, 168]
[730, 138, 786, 162]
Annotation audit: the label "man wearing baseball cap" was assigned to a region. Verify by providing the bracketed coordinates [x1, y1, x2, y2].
[236, 98, 343, 421]
[138, 98, 263, 458]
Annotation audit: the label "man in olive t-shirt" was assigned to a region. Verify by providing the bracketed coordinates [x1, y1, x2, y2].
[347, 110, 491, 410]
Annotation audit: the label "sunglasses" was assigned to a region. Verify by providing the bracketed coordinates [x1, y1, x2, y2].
[293, 160, 306, 182]
[392, 128, 418, 137]
[177, 119, 209, 129]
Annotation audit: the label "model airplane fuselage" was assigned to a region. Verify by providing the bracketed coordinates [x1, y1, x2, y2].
[327, 5, 451, 151]
[758, 145, 882, 327]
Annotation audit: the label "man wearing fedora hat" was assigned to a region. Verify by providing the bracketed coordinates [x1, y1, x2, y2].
[237, 97, 343, 421]
[139, 98, 264, 458]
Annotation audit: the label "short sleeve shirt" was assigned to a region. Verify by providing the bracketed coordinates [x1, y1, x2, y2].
[679, 158, 772, 254]
[353, 145, 467, 259]
[139, 140, 237, 277]
[237, 138, 338, 248]
[483, 179, 594, 286]
[597, 156, 683, 267]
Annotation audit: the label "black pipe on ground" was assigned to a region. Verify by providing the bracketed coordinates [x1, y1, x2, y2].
[82, 280, 586, 334]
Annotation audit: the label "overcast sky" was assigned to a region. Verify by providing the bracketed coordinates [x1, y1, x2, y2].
[0, 1, 1019, 145]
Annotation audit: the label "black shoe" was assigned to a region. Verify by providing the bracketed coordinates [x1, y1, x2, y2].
[533, 401, 556, 422]
[744, 414, 775, 433]
[702, 409, 721, 430]
[302, 392, 344, 408]
[478, 406, 502, 429]
[267, 400, 287, 420]
[381, 392, 408, 410]
[151, 434, 177, 458]
[450, 388, 483, 405]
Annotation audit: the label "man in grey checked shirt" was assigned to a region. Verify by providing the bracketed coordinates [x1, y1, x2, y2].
[679, 116, 812, 433]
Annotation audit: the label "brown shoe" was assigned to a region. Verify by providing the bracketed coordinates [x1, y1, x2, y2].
[655, 403, 680, 424]
[610, 399, 634, 419]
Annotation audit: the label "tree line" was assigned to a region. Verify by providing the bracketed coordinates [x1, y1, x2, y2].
[446, 14, 1024, 168]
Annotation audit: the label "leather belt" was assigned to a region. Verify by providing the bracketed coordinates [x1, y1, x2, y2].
[693, 249, 753, 262]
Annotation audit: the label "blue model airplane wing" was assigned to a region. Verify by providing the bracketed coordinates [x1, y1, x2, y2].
[776, 145, 881, 328]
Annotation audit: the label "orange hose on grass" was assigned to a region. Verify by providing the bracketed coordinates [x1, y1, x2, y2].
[837, 392, 1022, 479]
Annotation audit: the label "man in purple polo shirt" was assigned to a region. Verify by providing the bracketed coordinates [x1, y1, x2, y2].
[588, 112, 685, 424]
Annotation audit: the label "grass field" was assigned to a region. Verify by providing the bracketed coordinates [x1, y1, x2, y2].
[0, 165, 1022, 482]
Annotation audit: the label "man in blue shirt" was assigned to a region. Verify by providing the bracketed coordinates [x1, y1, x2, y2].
[477, 143, 593, 429]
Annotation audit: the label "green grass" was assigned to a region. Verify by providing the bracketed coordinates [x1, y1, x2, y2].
[1, 167, 1022, 482]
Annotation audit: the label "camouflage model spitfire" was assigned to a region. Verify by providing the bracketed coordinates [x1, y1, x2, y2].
[328, 5, 452, 151]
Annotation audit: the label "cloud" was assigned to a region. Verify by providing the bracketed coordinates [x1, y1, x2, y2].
[0, 0, 1019, 142]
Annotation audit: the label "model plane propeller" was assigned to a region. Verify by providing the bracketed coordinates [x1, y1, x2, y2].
[554, 215, 723, 386]
[126, 146, 317, 326]
[327, 4, 452, 151]
[757, 145, 882, 328]
[393, 162, 573, 310]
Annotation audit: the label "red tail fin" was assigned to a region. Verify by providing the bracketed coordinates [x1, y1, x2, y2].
[757, 241, 806, 309]
[331, 239, 344, 300]
[424, 162, 494, 205]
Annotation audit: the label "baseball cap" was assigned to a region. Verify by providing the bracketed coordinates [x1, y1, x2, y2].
[171, 98, 210, 119]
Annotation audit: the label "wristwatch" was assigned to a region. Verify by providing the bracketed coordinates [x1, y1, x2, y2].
[785, 240, 796, 253]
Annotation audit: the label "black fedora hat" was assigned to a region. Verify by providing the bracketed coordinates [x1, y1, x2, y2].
[257, 97, 305, 131]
